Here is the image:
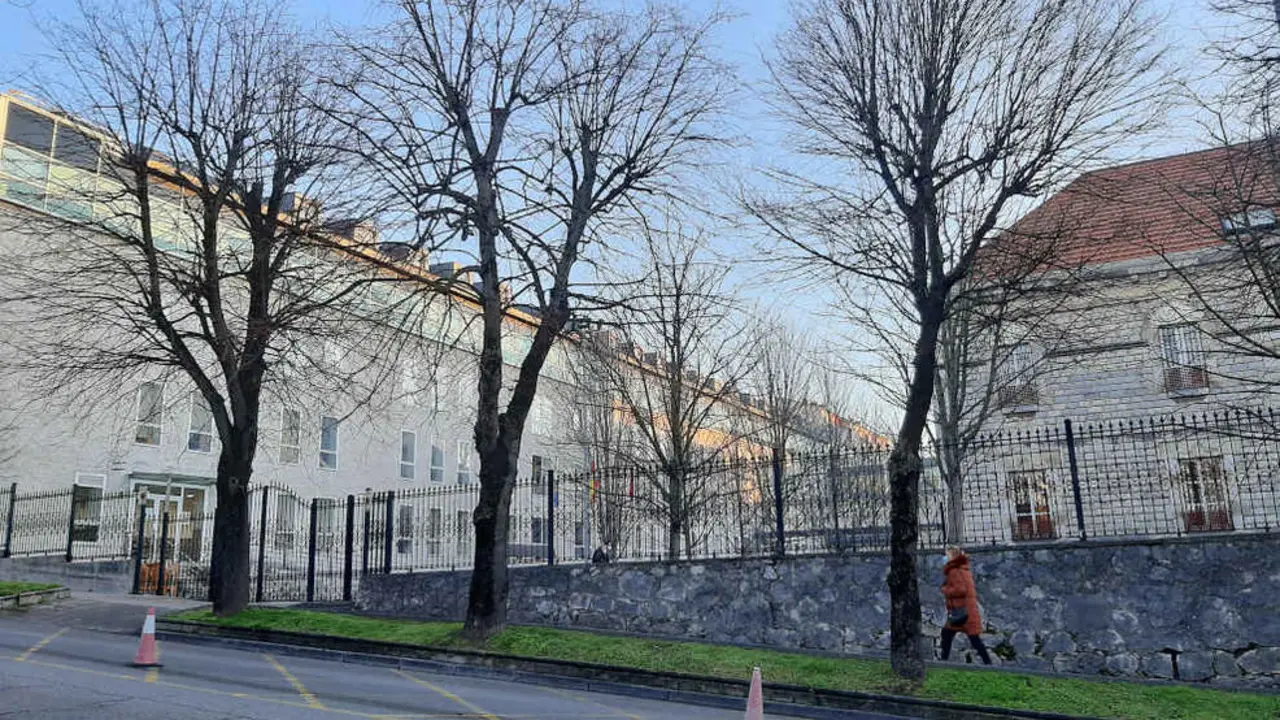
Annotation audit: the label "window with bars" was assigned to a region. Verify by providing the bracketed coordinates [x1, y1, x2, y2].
[996, 343, 1039, 409]
[1009, 469, 1055, 541]
[1158, 324, 1209, 393]
[71, 473, 105, 542]
[315, 499, 340, 549]
[396, 505, 414, 555]
[426, 508, 442, 552]
[1177, 457, 1233, 533]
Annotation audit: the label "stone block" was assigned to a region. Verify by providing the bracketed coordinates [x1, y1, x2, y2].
[1043, 631, 1077, 655]
[1214, 651, 1242, 679]
[1141, 653, 1174, 679]
[1239, 647, 1280, 676]
[1010, 629, 1037, 657]
[1105, 653, 1140, 676]
[1074, 653, 1106, 675]
[1178, 651, 1214, 682]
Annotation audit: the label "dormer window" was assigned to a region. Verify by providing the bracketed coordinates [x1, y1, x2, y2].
[1221, 207, 1276, 235]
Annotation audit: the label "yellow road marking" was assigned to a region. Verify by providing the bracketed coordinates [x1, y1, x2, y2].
[264, 653, 326, 709]
[539, 684, 644, 720]
[7, 653, 487, 719]
[144, 666, 160, 683]
[393, 669, 499, 720]
[16, 627, 68, 662]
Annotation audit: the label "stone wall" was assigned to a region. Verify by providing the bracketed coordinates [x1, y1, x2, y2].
[358, 534, 1280, 687]
[0, 555, 134, 594]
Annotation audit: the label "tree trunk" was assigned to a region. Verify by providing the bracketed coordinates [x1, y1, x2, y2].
[940, 439, 965, 544]
[667, 469, 683, 560]
[210, 436, 253, 617]
[464, 440, 517, 639]
[886, 300, 944, 682]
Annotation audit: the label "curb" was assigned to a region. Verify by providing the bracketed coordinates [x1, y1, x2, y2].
[157, 620, 1095, 720]
[0, 586, 70, 609]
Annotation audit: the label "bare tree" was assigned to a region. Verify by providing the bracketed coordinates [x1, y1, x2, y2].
[748, 0, 1167, 679]
[345, 0, 730, 637]
[0, 0, 446, 615]
[1133, 1, 1280, 413]
[579, 228, 755, 559]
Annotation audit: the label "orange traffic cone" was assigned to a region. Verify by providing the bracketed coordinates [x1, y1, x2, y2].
[134, 607, 161, 667]
[745, 666, 764, 720]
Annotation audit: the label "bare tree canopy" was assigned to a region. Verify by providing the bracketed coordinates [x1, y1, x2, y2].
[0, 0, 445, 615]
[346, 0, 731, 638]
[575, 226, 755, 559]
[749, 0, 1168, 680]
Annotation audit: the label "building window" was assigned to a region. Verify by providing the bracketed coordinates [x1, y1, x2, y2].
[6, 105, 55, 152]
[1159, 324, 1209, 393]
[1178, 457, 1233, 533]
[187, 394, 214, 453]
[396, 505, 414, 555]
[134, 382, 164, 446]
[455, 510, 470, 544]
[315, 498, 340, 550]
[1009, 470, 1055, 541]
[71, 473, 105, 542]
[1221, 207, 1277, 235]
[279, 409, 301, 465]
[531, 517, 546, 545]
[275, 498, 296, 550]
[426, 508, 442, 553]
[319, 415, 339, 470]
[574, 521, 586, 560]
[531, 455, 545, 492]
[429, 444, 445, 483]
[400, 430, 416, 481]
[456, 440, 473, 484]
[996, 343, 1039, 409]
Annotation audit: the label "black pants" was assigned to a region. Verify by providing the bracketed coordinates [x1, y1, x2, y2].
[940, 628, 992, 665]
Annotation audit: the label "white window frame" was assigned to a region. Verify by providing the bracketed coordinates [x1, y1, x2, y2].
[71, 473, 106, 543]
[319, 415, 340, 470]
[456, 439, 474, 484]
[429, 442, 445, 483]
[315, 497, 339, 549]
[400, 430, 416, 481]
[279, 408, 301, 465]
[396, 504, 414, 555]
[426, 507, 443, 553]
[187, 393, 214, 453]
[134, 382, 164, 446]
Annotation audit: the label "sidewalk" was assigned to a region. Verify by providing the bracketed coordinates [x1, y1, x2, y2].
[3, 592, 206, 634]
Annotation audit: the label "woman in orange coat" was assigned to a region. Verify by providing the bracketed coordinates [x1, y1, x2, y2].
[941, 546, 992, 664]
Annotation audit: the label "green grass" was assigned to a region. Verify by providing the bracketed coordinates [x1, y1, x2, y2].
[0, 581, 61, 597]
[171, 608, 1280, 720]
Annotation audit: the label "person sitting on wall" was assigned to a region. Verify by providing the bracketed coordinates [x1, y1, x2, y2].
[591, 545, 611, 564]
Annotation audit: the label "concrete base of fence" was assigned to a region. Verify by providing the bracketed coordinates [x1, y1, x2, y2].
[156, 620, 1083, 720]
[0, 586, 70, 609]
[0, 555, 133, 594]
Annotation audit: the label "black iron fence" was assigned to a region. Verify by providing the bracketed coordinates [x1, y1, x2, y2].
[0, 409, 1277, 600]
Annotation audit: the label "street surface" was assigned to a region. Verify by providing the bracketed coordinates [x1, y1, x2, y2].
[0, 597, 892, 719]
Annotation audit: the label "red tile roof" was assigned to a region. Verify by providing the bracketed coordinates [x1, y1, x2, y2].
[1000, 142, 1280, 269]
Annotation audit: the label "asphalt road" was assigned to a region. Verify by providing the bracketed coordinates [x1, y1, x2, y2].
[0, 606, 818, 719]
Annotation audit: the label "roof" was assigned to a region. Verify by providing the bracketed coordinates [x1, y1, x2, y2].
[1000, 142, 1280, 269]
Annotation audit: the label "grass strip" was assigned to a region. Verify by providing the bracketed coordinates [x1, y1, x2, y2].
[0, 581, 62, 597]
[171, 608, 1280, 720]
